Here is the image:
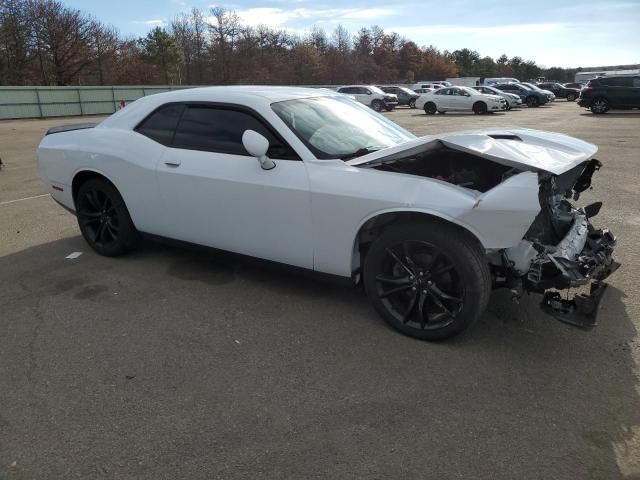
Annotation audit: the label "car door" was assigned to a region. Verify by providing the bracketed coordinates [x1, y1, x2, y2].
[456, 88, 475, 110]
[433, 88, 453, 110]
[155, 103, 314, 269]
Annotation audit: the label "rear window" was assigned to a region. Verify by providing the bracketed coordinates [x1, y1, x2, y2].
[136, 104, 184, 145]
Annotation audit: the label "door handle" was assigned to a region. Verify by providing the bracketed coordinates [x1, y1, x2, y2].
[164, 159, 181, 167]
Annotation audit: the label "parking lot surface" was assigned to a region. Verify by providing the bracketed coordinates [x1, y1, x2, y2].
[1, 103, 639, 479]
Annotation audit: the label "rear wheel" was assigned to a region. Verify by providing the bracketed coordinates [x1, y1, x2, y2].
[371, 100, 383, 112]
[590, 97, 609, 114]
[566, 93, 576, 102]
[76, 178, 139, 256]
[408, 99, 416, 109]
[473, 101, 487, 114]
[526, 96, 539, 107]
[363, 222, 491, 341]
[424, 102, 437, 115]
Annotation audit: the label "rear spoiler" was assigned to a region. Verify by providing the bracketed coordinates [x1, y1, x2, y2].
[46, 123, 98, 135]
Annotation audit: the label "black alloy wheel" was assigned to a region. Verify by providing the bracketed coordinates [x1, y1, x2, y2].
[76, 178, 139, 256]
[374, 240, 463, 331]
[363, 223, 491, 340]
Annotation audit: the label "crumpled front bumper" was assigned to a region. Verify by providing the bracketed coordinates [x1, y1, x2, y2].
[527, 217, 620, 328]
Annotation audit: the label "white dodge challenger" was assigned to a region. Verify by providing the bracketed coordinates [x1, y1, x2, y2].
[37, 86, 619, 340]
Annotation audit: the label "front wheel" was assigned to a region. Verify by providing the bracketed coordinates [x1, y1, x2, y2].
[590, 97, 609, 114]
[385, 105, 394, 112]
[473, 101, 487, 114]
[363, 222, 491, 340]
[371, 100, 383, 112]
[566, 93, 576, 102]
[526, 96, 539, 107]
[76, 178, 139, 257]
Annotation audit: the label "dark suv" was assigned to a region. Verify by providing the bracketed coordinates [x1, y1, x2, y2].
[578, 75, 640, 114]
[537, 82, 580, 101]
[378, 86, 420, 108]
[494, 83, 548, 107]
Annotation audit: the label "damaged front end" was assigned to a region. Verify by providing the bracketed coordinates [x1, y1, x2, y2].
[497, 158, 620, 328]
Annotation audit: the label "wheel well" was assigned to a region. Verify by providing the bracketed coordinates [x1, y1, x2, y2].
[71, 171, 114, 203]
[351, 211, 484, 278]
[473, 101, 486, 107]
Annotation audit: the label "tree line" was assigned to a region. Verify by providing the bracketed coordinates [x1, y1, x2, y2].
[0, 0, 580, 87]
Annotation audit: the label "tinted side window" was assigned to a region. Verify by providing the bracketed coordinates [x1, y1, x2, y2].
[633, 78, 640, 88]
[136, 104, 184, 145]
[603, 77, 633, 87]
[174, 106, 297, 159]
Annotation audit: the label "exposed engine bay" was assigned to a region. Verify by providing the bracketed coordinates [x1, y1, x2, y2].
[371, 143, 516, 193]
[366, 142, 619, 329]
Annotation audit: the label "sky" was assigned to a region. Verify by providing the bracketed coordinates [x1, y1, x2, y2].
[64, 0, 640, 68]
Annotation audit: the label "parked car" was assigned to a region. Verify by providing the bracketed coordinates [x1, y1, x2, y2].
[336, 85, 398, 111]
[578, 75, 640, 113]
[564, 82, 585, 90]
[472, 85, 522, 109]
[411, 82, 447, 91]
[378, 86, 421, 108]
[415, 86, 507, 114]
[483, 77, 520, 85]
[414, 87, 438, 94]
[537, 82, 580, 101]
[521, 82, 555, 102]
[36, 87, 619, 340]
[494, 83, 549, 107]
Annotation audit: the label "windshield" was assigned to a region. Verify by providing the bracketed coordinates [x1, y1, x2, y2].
[369, 86, 385, 95]
[399, 87, 416, 95]
[518, 83, 533, 90]
[271, 96, 415, 160]
[461, 87, 478, 95]
[523, 83, 542, 91]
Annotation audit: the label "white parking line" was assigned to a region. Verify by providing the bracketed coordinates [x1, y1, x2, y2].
[0, 193, 49, 206]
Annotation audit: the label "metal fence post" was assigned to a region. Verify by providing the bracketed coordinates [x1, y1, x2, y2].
[111, 86, 117, 112]
[77, 88, 84, 115]
[34, 88, 43, 118]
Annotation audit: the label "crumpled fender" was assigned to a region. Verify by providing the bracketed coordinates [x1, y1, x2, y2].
[457, 171, 541, 249]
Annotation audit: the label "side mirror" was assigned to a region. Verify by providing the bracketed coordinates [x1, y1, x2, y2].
[242, 130, 275, 170]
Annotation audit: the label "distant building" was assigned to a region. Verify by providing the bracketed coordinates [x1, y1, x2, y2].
[575, 65, 640, 83]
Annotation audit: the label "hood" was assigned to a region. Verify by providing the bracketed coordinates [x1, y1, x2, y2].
[483, 94, 503, 101]
[346, 128, 598, 175]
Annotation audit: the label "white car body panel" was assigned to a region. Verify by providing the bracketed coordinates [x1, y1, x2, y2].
[37, 86, 598, 279]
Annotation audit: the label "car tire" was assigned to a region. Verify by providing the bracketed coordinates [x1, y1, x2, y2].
[76, 177, 139, 257]
[363, 222, 491, 341]
[566, 93, 576, 102]
[505, 101, 511, 110]
[590, 97, 610, 114]
[526, 96, 539, 107]
[473, 101, 487, 114]
[371, 100, 384, 112]
[408, 99, 416, 109]
[424, 102, 437, 115]
[385, 105, 394, 112]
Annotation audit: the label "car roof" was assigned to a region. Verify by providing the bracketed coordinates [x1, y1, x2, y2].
[100, 86, 339, 129]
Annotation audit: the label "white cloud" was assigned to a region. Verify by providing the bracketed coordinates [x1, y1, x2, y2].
[233, 7, 398, 28]
[133, 19, 166, 26]
[390, 23, 565, 38]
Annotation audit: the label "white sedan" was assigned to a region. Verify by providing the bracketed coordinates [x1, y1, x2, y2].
[37, 86, 618, 340]
[416, 86, 507, 114]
